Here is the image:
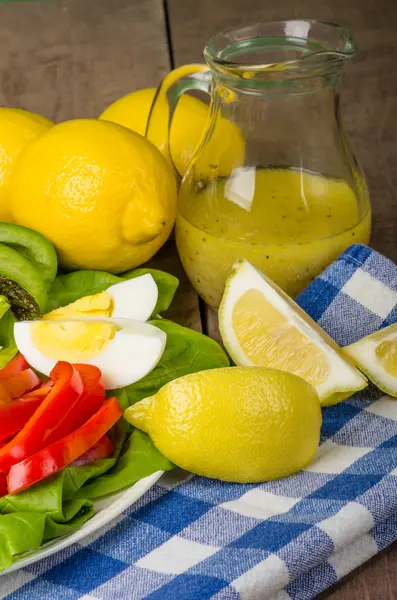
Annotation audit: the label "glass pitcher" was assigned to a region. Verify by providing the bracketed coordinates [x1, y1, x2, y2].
[147, 20, 371, 308]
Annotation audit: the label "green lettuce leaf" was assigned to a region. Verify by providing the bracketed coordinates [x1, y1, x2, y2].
[0, 460, 114, 519]
[75, 429, 173, 500]
[0, 503, 95, 572]
[0, 457, 118, 572]
[46, 268, 179, 316]
[121, 319, 230, 405]
[0, 512, 46, 571]
[43, 499, 94, 541]
[107, 388, 133, 459]
[45, 270, 121, 312]
[122, 268, 179, 314]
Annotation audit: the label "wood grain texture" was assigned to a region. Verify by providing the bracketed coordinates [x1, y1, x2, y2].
[0, 0, 170, 121]
[168, 0, 397, 597]
[167, 0, 397, 262]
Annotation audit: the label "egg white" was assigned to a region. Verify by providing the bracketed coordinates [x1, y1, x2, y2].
[106, 274, 158, 321]
[14, 318, 167, 389]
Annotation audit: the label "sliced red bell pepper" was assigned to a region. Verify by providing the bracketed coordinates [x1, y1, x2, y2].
[70, 364, 105, 426]
[24, 384, 53, 398]
[0, 361, 83, 473]
[0, 369, 40, 405]
[73, 435, 114, 466]
[74, 364, 104, 395]
[45, 364, 105, 444]
[0, 354, 29, 379]
[7, 396, 122, 494]
[0, 472, 7, 498]
[0, 396, 44, 443]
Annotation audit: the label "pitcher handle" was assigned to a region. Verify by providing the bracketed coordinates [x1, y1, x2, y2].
[145, 64, 212, 179]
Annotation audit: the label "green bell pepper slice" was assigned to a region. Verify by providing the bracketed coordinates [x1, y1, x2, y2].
[0, 223, 57, 285]
[0, 243, 47, 316]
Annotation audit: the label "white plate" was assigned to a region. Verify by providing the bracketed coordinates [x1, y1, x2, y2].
[0, 470, 164, 575]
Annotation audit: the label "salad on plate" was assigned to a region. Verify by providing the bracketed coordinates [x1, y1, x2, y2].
[0, 222, 229, 572]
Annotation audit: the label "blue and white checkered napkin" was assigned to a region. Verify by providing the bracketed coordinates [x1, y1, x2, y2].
[3, 243, 397, 600]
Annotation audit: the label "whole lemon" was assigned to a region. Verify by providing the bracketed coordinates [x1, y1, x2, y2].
[0, 108, 53, 221]
[10, 119, 177, 273]
[100, 88, 156, 137]
[100, 88, 245, 177]
[125, 366, 321, 483]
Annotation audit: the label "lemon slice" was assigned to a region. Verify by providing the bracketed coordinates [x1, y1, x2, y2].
[219, 260, 367, 406]
[343, 323, 397, 396]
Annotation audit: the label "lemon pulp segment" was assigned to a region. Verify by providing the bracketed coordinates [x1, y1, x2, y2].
[232, 288, 329, 386]
[376, 341, 397, 376]
[344, 323, 397, 396]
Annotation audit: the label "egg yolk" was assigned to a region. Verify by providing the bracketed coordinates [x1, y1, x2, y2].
[32, 291, 117, 362]
[31, 320, 119, 362]
[44, 291, 113, 320]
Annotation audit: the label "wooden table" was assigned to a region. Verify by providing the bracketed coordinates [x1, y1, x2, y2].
[0, 1, 396, 597]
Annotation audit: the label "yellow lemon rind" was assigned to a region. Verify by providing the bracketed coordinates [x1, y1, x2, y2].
[125, 365, 321, 483]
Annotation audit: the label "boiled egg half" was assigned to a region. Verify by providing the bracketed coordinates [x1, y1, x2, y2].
[14, 318, 166, 389]
[45, 274, 159, 322]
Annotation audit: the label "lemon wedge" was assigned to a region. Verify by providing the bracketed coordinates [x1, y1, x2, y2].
[343, 323, 397, 397]
[218, 260, 367, 406]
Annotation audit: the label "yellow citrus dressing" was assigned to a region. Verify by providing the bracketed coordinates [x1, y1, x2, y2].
[176, 169, 371, 307]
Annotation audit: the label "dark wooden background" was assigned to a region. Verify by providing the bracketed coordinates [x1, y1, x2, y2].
[0, 0, 396, 597]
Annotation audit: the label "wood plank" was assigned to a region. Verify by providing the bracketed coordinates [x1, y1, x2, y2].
[167, 0, 397, 262]
[0, 0, 170, 121]
[168, 1, 397, 597]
